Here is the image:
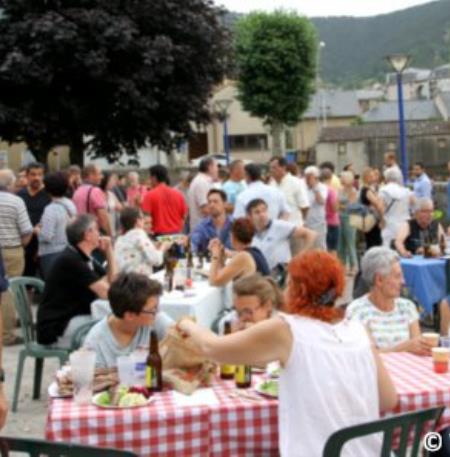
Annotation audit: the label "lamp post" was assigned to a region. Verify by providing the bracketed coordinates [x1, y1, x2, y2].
[215, 99, 233, 165]
[385, 53, 411, 183]
[315, 41, 326, 139]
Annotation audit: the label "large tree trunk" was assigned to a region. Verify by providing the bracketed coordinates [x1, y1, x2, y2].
[69, 135, 85, 166]
[271, 121, 284, 157]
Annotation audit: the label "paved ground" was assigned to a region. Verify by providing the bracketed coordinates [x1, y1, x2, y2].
[0, 275, 355, 439]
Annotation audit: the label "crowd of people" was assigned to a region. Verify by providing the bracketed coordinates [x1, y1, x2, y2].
[1, 153, 450, 454]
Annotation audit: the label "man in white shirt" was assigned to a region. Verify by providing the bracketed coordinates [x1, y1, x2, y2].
[187, 157, 218, 230]
[304, 166, 328, 250]
[247, 198, 316, 270]
[233, 163, 290, 220]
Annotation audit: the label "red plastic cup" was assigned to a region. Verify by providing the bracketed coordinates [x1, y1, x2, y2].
[433, 361, 449, 374]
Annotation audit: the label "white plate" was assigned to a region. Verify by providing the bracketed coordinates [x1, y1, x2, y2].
[266, 362, 282, 378]
[48, 382, 72, 399]
[92, 392, 155, 409]
[254, 380, 279, 399]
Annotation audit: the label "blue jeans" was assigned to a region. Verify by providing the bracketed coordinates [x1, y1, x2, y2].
[338, 214, 357, 268]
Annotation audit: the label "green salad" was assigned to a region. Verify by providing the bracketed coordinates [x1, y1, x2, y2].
[258, 380, 278, 397]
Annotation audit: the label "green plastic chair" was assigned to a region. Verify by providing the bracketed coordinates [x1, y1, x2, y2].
[0, 436, 138, 457]
[9, 277, 69, 413]
[323, 406, 444, 457]
[70, 319, 98, 351]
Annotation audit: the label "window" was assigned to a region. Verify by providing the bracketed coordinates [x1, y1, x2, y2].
[0, 150, 8, 169]
[229, 134, 268, 151]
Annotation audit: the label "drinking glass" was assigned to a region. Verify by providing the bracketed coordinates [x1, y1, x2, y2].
[70, 350, 96, 405]
[117, 356, 136, 386]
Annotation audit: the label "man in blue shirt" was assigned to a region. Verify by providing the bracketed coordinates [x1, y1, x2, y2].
[412, 162, 432, 200]
[191, 189, 232, 254]
[222, 160, 246, 211]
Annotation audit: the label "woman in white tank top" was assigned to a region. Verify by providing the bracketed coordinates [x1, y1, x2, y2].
[178, 251, 398, 457]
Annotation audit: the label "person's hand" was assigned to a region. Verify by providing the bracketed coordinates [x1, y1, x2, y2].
[405, 337, 433, 356]
[98, 236, 113, 252]
[224, 249, 235, 259]
[416, 247, 424, 256]
[33, 224, 41, 236]
[159, 241, 172, 252]
[0, 387, 8, 430]
[401, 250, 413, 259]
[208, 239, 222, 258]
[176, 317, 197, 338]
[175, 235, 188, 247]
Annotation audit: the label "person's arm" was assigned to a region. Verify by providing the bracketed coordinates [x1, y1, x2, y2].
[292, 226, 317, 250]
[366, 188, 384, 215]
[209, 249, 250, 287]
[99, 237, 117, 284]
[138, 233, 166, 267]
[0, 295, 7, 429]
[96, 208, 112, 237]
[379, 321, 431, 355]
[89, 279, 110, 299]
[394, 222, 412, 257]
[372, 347, 398, 412]
[312, 185, 325, 205]
[38, 207, 56, 243]
[177, 316, 293, 366]
[16, 199, 33, 246]
[20, 233, 32, 247]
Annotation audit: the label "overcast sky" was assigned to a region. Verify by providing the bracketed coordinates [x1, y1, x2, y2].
[216, 0, 435, 17]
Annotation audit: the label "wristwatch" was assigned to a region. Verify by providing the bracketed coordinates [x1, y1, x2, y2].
[0, 368, 4, 383]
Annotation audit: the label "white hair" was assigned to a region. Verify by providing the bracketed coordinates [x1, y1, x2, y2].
[383, 167, 403, 185]
[413, 197, 433, 213]
[304, 165, 320, 177]
[361, 247, 399, 287]
[0, 169, 16, 189]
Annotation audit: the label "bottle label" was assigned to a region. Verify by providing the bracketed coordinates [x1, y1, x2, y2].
[235, 365, 249, 384]
[146, 366, 157, 388]
[221, 364, 235, 376]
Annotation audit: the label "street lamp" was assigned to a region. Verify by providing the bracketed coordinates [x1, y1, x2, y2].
[316, 41, 326, 140]
[214, 99, 233, 165]
[385, 53, 411, 183]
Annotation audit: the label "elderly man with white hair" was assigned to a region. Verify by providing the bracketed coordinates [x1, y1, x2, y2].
[379, 167, 415, 247]
[395, 197, 445, 258]
[304, 165, 328, 250]
[0, 169, 33, 346]
[346, 247, 432, 354]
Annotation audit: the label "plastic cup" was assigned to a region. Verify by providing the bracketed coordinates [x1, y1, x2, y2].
[117, 356, 136, 386]
[131, 348, 147, 386]
[432, 347, 450, 374]
[70, 349, 96, 405]
[423, 332, 440, 348]
[440, 337, 450, 348]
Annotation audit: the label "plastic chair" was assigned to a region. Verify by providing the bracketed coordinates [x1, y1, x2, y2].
[9, 277, 69, 413]
[0, 436, 138, 457]
[70, 319, 98, 351]
[323, 406, 444, 457]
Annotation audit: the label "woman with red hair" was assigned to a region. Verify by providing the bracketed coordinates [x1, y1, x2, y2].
[178, 250, 397, 456]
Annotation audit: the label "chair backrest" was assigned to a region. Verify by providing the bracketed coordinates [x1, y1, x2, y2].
[322, 406, 445, 457]
[0, 437, 138, 457]
[8, 277, 45, 346]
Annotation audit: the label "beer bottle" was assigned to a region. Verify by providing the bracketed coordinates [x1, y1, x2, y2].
[440, 234, 446, 256]
[146, 330, 163, 392]
[186, 237, 194, 280]
[235, 364, 252, 389]
[220, 322, 235, 380]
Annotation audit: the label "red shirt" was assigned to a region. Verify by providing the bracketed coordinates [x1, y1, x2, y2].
[141, 184, 188, 234]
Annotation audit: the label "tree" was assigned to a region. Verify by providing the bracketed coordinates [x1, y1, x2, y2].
[234, 11, 317, 155]
[0, 0, 229, 165]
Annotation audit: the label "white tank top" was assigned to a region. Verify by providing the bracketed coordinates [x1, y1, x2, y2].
[278, 314, 381, 457]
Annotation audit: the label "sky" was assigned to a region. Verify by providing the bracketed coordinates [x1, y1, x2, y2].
[216, 0, 435, 17]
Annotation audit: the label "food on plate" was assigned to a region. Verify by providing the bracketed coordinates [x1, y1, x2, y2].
[257, 379, 279, 397]
[163, 362, 216, 395]
[93, 385, 151, 408]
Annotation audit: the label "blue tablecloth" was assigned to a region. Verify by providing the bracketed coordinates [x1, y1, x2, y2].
[400, 256, 448, 313]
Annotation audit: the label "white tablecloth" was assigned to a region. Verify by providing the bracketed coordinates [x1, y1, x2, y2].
[91, 270, 230, 329]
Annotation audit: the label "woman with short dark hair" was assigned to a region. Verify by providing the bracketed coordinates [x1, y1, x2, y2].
[38, 172, 77, 278]
[208, 217, 269, 287]
[114, 207, 170, 277]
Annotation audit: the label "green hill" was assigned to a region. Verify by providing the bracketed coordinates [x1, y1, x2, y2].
[226, 0, 450, 86]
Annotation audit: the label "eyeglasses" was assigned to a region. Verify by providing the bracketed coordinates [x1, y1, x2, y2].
[140, 308, 159, 316]
[232, 305, 262, 318]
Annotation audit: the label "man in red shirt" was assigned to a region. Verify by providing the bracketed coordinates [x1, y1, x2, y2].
[142, 165, 188, 235]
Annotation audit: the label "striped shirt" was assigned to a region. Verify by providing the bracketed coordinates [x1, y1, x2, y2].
[346, 295, 419, 349]
[38, 198, 77, 256]
[0, 190, 33, 247]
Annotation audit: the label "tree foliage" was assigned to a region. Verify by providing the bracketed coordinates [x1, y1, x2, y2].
[0, 0, 229, 164]
[234, 10, 316, 154]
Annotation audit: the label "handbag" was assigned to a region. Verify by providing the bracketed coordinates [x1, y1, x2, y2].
[347, 203, 377, 233]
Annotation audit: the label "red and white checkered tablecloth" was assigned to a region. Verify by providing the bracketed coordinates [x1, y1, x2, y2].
[45, 353, 450, 456]
[381, 352, 450, 429]
[45, 375, 278, 457]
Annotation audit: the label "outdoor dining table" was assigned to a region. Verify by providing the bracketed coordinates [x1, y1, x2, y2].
[45, 352, 450, 457]
[400, 256, 449, 314]
[91, 268, 231, 329]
